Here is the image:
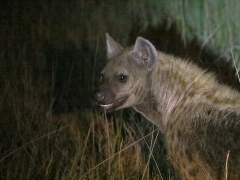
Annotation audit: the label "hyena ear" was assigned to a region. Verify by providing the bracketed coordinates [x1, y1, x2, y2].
[129, 37, 157, 71]
[106, 33, 123, 59]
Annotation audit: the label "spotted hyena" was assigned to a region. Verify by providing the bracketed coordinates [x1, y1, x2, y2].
[93, 33, 240, 180]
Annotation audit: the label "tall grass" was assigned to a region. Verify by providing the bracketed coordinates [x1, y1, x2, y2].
[162, 0, 240, 61]
[0, 111, 156, 179]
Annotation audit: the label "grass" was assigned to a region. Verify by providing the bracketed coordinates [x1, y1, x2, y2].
[1, 0, 240, 179]
[0, 110, 169, 179]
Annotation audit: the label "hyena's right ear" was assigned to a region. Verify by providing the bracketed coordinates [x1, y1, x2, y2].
[129, 37, 157, 71]
[106, 33, 123, 59]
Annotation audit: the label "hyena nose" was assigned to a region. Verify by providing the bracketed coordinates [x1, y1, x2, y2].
[93, 90, 105, 101]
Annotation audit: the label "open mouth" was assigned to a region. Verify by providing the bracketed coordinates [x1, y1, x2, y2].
[99, 97, 128, 111]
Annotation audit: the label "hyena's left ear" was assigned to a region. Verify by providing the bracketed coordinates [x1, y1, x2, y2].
[129, 37, 157, 71]
[106, 33, 123, 59]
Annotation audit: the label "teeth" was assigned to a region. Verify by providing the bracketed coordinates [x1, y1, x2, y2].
[100, 98, 124, 109]
[100, 103, 113, 108]
[117, 98, 124, 102]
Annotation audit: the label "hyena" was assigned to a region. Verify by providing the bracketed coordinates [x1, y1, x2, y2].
[93, 34, 240, 180]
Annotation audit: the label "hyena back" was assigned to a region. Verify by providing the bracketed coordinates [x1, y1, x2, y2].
[93, 33, 240, 180]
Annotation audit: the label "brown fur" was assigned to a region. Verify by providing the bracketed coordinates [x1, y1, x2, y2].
[93, 34, 240, 179]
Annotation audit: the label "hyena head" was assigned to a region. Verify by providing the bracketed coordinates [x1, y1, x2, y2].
[93, 33, 157, 112]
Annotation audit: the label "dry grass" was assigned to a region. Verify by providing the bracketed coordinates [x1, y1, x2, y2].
[0, 109, 169, 179]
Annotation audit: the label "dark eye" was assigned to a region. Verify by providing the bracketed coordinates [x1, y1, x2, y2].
[118, 75, 127, 82]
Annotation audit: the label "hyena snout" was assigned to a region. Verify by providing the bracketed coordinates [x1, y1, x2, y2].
[93, 86, 116, 109]
[93, 84, 129, 111]
[93, 89, 105, 102]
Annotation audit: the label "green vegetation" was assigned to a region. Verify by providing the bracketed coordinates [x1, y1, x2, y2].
[0, 0, 239, 179]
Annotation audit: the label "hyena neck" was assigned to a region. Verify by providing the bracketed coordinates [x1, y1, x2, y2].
[133, 91, 165, 131]
[134, 52, 237, 132]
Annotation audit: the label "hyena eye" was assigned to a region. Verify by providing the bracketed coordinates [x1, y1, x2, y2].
[118, 75, 127, 82]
